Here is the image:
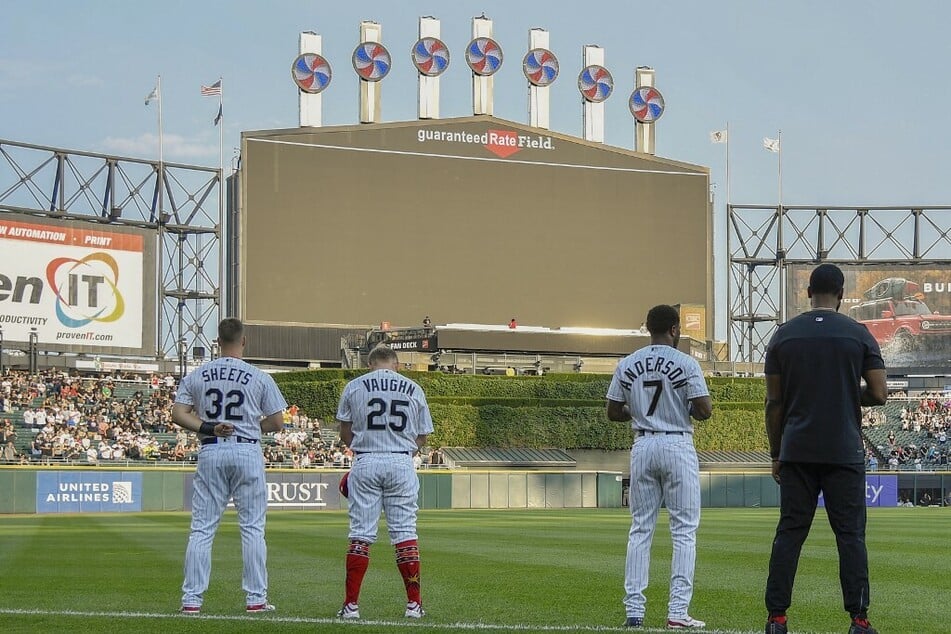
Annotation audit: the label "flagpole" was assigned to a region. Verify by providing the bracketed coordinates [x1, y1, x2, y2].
[777, 128, 784, 326]
[777, 129, 783, 213]
[217, 77, 225, 318]
[725, 122, 731, 207]
[157, 75, 164, 171]
[724, 122, 730, 371]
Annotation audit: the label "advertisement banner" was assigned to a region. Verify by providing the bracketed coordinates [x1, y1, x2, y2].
[36, 471, 143, 513]
[817, 475, 897, 508]
[786, 264, 951, 368]
[184, 471, 346, 511]
[0, 215, 152, 352]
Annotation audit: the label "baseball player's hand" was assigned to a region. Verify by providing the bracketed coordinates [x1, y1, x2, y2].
[771, 460, 781, 484]
[339, 471, 350, 498]
[214, 423, 234, 437]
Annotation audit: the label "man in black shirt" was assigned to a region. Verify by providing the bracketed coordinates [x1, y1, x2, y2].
[763, 264, 887, 634]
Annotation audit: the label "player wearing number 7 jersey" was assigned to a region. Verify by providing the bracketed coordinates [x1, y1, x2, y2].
[335, 345, 434, 620]
[607, 305, 712, 629]
[172, 318, 287, 615]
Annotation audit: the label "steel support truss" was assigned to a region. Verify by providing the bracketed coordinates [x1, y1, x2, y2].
[0, 138, 221, 364]
[727, 205, 951, 364]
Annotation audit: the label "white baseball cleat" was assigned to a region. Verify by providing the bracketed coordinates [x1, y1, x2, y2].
[337, 602, 360, 619]
[246, 603, 276, 613]
[405, 601, 425, 618]
[667, 615, 706, 629]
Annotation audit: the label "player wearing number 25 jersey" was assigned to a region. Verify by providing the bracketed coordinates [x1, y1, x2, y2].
[335, 345, 434, 621]
[172, 318, 287, 615]
[607, 305, 712, 629]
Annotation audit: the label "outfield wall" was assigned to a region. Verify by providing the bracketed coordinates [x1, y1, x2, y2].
[2, 469, 947, 514]
[0, 468, 623, 514]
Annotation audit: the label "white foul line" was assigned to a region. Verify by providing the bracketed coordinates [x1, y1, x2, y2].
[247, 137, 706, 177]
[0, 608, 837, 634]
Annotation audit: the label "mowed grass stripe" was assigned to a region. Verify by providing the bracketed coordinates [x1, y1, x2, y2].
[0, 608, 819, 634]
[0, 509, 947, 633]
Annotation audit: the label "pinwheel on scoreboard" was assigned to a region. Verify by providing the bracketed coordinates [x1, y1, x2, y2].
[291, 53, 332, 94]
[411, 37, 450, 77]
[522, 48, 559, 87]
[629, 86, 665, 123]
[578, 65, 613, 103]
[465, 37, 503, 76]
[352, 42, 392, 82]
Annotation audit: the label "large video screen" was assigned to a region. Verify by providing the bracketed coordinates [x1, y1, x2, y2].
[240, 119, 711, 336]
[0, 213, 157, 355]
[786, 264, 951, 369]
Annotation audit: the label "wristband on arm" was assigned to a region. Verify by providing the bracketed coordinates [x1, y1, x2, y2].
[199, 422, 217, 436]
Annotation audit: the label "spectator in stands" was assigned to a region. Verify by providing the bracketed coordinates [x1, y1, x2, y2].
[508, 317, 517, 329]
[2, 441, 17, 463]
[422, 316, 432, 329]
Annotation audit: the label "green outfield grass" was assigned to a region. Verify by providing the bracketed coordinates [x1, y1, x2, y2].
[0, 508, 947, 633]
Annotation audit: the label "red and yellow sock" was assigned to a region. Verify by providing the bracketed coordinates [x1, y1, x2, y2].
[345, 540, 371, 605]
[395, 539, 421, 604]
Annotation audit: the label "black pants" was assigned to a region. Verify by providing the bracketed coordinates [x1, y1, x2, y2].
[765, 462, 869, 618]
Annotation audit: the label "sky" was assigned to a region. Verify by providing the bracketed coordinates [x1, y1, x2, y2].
[2, 1, 950, 340]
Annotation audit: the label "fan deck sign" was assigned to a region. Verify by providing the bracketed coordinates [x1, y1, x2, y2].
[0, 217, 144, 349]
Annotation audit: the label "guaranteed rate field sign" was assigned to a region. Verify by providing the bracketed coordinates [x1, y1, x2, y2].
[0, 215, 154, 354]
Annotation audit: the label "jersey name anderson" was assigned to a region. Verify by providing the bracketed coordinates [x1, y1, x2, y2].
[615, 353, 690, 391]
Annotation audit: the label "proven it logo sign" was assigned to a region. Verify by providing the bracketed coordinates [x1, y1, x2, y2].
[45, 252, 126, 328]
[416, 128, 554, 159]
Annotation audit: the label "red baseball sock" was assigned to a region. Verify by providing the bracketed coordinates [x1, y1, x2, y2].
[395, 539, 421, 604]
[768, 615, 787, 625]
[345, 540, 370, 605]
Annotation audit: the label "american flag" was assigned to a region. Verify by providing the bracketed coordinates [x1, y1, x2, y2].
[200, 80, 221, 96]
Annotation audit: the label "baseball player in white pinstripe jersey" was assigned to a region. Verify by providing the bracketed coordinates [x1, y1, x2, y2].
[607, 305, 712, 629]
[335, 345, 434, 620]
[172, 318, 287, 615]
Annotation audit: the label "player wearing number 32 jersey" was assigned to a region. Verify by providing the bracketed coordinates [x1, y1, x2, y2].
[335, 345, 434, 621]
[172, 318, 287, 615]
[607, 305, 712, 629]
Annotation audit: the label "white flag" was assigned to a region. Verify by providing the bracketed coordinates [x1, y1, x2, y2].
[145, 85, 159, 106]
[710, 129, 728, 144]
[763, 137, 780, 153]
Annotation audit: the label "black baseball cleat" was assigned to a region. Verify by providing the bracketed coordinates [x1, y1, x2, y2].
[624, 616, 644, 627]
[848, 617, 877, 634]
[765, 617, 788, 634]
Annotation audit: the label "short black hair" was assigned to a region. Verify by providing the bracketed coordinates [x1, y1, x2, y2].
[217, 318, 244, 345]
[368, 344, 398, 365]
[809, 263, 845, 295]
[646, 304, 680, 336]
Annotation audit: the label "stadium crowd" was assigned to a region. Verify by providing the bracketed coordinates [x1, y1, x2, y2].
[863, 392, 951, 471]
[1, 368, 946, 473]
[0, 369, 363, 467]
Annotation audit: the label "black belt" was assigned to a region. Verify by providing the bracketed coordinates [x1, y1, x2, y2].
[636, 430, 685, 436]
[201, 435, 259, 445]
[354, 451, 410, 455]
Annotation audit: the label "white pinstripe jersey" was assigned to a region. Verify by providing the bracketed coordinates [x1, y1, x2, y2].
[336, 369, 434, 453]
[175, 356, 287, 440]
[607, 345, 708, 433]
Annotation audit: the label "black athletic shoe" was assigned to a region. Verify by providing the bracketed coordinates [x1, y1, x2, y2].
[848, 617, 877, 634]
[624, 616, 644, 627]
[765, 617, 788, 633]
